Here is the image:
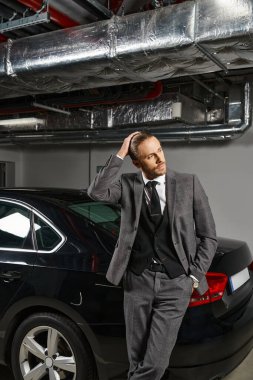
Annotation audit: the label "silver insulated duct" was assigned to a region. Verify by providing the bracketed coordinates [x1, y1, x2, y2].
[1, 0, 253, 98]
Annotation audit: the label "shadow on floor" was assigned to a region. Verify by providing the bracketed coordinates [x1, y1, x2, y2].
[0, 365, 14, 380]
[1, 350, 252, 380]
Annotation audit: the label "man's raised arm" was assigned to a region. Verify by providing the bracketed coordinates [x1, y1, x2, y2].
[87, 132, 139, 204]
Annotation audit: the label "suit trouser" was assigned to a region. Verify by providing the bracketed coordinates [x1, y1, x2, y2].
[123, 268, 193, 380]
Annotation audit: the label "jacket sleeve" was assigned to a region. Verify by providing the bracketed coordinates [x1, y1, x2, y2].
[87, 155, 124, 204]
[189, 175, 218, 282]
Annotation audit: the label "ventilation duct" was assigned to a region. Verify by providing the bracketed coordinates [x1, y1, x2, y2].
[0, 0, 253, 98]
[0, 83, 250, 144]
[78, 93, 207, 129]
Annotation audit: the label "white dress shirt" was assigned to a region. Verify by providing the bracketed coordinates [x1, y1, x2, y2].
[142, 173, 166, 214]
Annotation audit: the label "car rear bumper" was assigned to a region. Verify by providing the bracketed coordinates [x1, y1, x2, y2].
[168, 292, 253, 380]
[168, 338, 253, 380]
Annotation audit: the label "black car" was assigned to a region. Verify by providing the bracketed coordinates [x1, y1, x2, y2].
[0, 188, 252, 380]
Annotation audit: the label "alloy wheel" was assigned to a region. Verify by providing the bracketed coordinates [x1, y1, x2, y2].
[19, 325, 76, 380]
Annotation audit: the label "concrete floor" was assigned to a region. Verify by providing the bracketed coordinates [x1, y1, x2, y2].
[0, 348, 252, 380]
[223, 348, 253, 380]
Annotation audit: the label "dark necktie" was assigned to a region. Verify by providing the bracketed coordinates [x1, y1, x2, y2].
[145, 181, 162, 219]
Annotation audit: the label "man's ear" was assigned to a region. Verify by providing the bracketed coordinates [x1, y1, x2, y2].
[132, 159, 140, 168]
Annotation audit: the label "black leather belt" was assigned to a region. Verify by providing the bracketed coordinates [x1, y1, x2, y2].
[148, 262, 167, 273]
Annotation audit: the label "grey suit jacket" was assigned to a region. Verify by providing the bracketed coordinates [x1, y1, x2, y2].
[87, 155, 217, 295]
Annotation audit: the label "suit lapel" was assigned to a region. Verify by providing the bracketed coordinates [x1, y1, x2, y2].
[166, 169, 176, 230]
[133, 171, 144, 222]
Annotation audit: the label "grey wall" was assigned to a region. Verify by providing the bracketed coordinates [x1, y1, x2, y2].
[163, 132, 253, 251]
[20, 128, 253, 254]
[22, 145, 90, 189]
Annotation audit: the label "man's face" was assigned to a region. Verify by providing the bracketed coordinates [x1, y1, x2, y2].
[133, 136, 166, 179]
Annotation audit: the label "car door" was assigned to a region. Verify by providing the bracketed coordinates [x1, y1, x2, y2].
[30, 200, 128, 378]
[0, 199, 37, 318]
[66, 200, 128, 375]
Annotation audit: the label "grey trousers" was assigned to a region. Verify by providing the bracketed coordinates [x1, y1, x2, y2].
[123, 268, 193, 380]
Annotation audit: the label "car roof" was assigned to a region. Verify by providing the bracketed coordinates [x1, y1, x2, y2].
[0, 188, 91, 205]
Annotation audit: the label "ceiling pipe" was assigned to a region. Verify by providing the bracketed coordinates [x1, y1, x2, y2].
[32, 101, 71, 115]
[0, 83, 250, 144]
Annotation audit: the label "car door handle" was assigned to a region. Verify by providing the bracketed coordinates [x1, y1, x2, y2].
[0, 271, 21, 283]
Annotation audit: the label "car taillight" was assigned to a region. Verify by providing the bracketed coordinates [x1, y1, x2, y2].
[189, 272, 228, 308]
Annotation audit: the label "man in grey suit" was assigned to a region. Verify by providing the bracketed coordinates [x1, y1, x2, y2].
[88, 131, 217, 380]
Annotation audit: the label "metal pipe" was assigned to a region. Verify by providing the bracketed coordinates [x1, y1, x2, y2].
[32, 102, 71, 115]
[0, 83, 250, 144]
[194, 43, 228, 75]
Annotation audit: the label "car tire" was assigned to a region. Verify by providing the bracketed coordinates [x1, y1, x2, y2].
[11, 312, 96, 380]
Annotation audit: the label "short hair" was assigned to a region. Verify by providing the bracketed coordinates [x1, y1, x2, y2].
[129, 131, 154, 160]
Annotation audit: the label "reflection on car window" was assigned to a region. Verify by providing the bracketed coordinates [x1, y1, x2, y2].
[34, 214, 61, 251]
[0, 201, 30, 249]
[68, 202, 120, 235]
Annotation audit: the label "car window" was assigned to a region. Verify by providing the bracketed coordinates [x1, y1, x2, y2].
[0, 201, 31, 249]
[68, 202, 120, 235]
[34, 214, 62, 251]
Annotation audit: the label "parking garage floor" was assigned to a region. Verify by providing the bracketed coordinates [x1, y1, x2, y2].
[223, 348, 253, 380]
[1, 348, 252, 380]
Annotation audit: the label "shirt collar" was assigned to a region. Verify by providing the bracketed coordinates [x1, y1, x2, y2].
[142, 172, 166, 186]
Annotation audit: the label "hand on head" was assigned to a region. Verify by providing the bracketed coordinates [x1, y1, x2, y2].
[117, 131, 140, 159]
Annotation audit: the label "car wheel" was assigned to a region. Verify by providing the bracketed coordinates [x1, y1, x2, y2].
[11, 312, 96, 380]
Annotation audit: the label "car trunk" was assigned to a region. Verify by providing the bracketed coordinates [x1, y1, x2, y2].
[211, 237, 253, 276]
[209, 237, 253, 318]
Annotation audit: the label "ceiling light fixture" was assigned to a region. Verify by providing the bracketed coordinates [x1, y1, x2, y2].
[33, 102, 71, 115]
[0, 117, 46, 127]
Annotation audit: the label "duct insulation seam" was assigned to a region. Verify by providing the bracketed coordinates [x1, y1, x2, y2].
[0, 0, 253, 98]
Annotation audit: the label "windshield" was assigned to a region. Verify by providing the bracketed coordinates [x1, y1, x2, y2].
[68, 201, 120, 236]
